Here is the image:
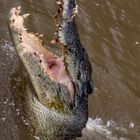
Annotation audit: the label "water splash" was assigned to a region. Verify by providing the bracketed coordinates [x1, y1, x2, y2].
[0, 39, 16, 60]
[84, 117, 130, 140]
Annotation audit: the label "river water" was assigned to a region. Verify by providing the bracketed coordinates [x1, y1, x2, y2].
[0, 0, 140, 140]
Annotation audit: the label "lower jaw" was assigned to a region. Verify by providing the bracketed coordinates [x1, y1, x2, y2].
[25, 85, 85, 140]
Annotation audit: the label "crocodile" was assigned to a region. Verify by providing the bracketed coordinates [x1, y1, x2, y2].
[8, 0, 93, 139]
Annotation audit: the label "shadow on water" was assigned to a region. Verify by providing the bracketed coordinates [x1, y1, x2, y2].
[0, 0, 140, 140]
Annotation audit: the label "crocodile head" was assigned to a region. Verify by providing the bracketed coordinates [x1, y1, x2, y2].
[8, 0, 93, 139]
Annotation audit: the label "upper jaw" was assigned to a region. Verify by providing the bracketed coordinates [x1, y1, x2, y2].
[55, 0, 79, 46]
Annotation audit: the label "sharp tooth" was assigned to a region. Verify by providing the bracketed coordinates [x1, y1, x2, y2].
[35, 33, 44, 37]
[56, 1, 62, 5]
[38, 34, 44, 37]
[23, 28, 27, 31]
[22, 13, 30, 19]
[56, 24, 59, 27]
[16, 6, 21, 15]
[54, 32, 58, 35]
[36, 51, 39, 55]
[59, 27, 62, 30]
[40, 54, 43, 57]
[17, 6, 21, 10]
[50, 39, 57, 44]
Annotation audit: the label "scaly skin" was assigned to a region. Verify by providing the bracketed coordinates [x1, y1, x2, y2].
[8, 0, 93, 139]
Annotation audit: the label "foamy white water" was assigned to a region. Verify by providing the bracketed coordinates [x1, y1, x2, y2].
[84, 117, 130, 140]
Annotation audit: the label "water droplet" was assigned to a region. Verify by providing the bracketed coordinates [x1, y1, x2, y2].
[34, 136, 40, 140]
[1, 117, 6, 122]
[96, 3, 99, 6]
[129, 122, 134, 128]
[135, 41, 139, 45]
[3, 101, 7, 104]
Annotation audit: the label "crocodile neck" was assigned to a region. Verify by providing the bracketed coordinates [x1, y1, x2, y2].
[25, 84, 88, 140]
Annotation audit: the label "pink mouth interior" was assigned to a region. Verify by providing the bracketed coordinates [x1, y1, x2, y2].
[48, 59, 60, 76]
[43, 55, 64, 81]
[37, 46, 75, 102]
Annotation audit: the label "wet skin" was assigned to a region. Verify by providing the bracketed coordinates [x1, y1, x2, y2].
[8, 0, 93, 139]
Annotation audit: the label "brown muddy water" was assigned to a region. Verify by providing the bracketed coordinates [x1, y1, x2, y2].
[0, 0, 140, 140]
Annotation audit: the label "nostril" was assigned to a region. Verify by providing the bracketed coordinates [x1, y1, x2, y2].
[12, 19, 15, 23]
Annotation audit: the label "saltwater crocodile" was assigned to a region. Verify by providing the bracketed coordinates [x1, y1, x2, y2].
[8, 0, 93, 139]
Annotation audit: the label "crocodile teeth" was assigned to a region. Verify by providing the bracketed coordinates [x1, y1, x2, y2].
[56, 1, 62, 5]
[22, 13, 30, 19]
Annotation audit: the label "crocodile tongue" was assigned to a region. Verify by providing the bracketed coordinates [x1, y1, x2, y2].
[8, 6, 75, 106]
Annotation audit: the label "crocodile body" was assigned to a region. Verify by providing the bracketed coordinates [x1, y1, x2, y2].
[8, 0, 93, 139]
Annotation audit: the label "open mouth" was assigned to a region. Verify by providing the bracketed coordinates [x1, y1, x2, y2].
[8, 6, 75, 104]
